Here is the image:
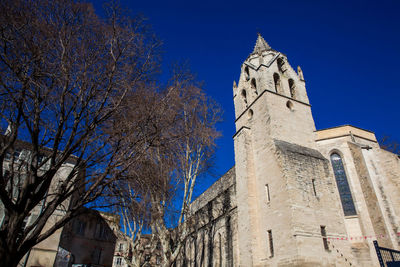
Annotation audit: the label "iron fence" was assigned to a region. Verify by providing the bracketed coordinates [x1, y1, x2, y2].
[374, 240, 400, 267]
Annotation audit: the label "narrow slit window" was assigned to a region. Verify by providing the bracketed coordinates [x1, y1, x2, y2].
[321, 226, 329, 251]
[241, 89, 248, 107]
[251, 78, 257, 95]
[277, 58, 285, 72]
[312, 179, 317, 196]
[288, 79, 295, 98]
[244, 66, 250, 80]
[265, 184, 270, 202]
[273, 73, 281, 93]
[268, 230, 274, 257]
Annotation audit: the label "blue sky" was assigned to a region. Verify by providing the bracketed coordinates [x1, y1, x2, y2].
[93, 0, 400, 198]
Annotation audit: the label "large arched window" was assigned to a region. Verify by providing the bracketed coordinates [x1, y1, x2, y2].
[330, 153, 357, 216]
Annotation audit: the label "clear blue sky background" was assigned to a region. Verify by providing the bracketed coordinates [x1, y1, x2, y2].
[93, 0, 400, 199]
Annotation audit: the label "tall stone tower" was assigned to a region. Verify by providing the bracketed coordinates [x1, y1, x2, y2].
[233, 34, 353, 266]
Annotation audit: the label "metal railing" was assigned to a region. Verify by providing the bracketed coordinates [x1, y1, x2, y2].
[374, 240, 400, 267]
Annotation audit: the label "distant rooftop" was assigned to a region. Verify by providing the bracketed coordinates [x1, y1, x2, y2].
[315, 125, 377, 143]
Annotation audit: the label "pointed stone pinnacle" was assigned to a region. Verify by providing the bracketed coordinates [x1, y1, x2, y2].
[233, 80, 237, 88]
[297, 66, 304, 81]
[253, 33, 271, 54]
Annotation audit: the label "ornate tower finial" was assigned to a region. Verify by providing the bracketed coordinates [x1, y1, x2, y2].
[297, 66, 304, 81]
[252, 33, 271, 55]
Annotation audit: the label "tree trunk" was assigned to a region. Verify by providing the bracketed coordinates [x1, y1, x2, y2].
[0, 244, 23, 267]
[0, 209, 32, 267]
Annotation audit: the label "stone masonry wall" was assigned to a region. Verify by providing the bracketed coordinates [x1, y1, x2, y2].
[376, 148, 400, 247]
[348, 143, 391, 249]
[175, 168, 238, 267]
[273, 140, 356, 267]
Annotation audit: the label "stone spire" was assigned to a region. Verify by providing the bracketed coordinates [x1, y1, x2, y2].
[252, 33, 271, 54]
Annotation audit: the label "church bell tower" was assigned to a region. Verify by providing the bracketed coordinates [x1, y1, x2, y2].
[233, 34, 353, 266]
[233, 33, 316, 148]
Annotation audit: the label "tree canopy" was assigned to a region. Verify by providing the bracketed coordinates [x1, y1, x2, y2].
[0, 0, 161, 266]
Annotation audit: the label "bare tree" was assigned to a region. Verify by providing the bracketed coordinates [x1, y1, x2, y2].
[380, 136, 400, 155]
[110, 84, 171, 267]
[156, 68, 221, 267]
[115, 66, 221, 267]
[0, 0, 161, 266]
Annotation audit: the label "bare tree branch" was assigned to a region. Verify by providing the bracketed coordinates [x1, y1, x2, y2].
[0, 1, 161, 266]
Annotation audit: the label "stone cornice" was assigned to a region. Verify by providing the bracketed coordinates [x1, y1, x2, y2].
[234, 89, 311, 123]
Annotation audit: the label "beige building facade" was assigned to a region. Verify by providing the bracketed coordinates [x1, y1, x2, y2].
[175, 35, 400, 266]
[22, 163, 76, 267]
[0, 140, 76, 267]
[55, 209, 119, 267]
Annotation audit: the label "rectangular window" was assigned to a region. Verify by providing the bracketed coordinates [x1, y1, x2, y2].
[265, 184, 270, 202]
[268, 230, 274, 257]
[321, 226, 329, 251]
[312, 179, 317, 196]
[37, 154, 45, 165]
[92, 247, 102, 264]
[95, 223, 107, 239]
[145, 254, 151, 262]
[13, 149, 21, 160]
[75, 220, 85, 236]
